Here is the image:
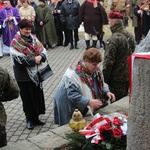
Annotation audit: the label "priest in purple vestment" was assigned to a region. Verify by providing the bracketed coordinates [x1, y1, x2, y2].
[0, 0, 20, 55]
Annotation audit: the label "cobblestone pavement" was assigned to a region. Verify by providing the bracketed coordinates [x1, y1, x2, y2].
[0, 38, 105, 145]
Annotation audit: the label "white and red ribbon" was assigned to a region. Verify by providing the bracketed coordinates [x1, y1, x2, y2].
[128, 52, 150, 98]
[79, 113, 127, 144]
[79, 116, 107, 144]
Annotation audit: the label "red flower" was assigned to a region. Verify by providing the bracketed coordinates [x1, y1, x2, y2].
[77, 65, 82, 72]
[112, 128, 123, 137]
[89, 81, 93, 86]
[98, 123, 112, 141]
[103, 123, 112, 131]
[11, 41, 15, 46]
[125, 113, 128, 117]
[24, 49, 29, 55]
[99, 123, 112, 132]
[113, 117, 123, 126]
[81, 77, 86, 82]
[104, 117, 111, 123]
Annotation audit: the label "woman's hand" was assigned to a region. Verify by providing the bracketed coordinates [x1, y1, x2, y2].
[40, 21, 43, 26]
[105, 91, 116, 102]
[35, 55, 42, 64]
[88, 99, 103, 109]
[137, 10, 142, 14]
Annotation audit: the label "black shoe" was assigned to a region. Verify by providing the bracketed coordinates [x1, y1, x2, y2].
[70, 45, 74, 50]
[34, 119, 45, 125]
[75, 45, 78, 49]
[100, 44, 103, 48]
[56, 43, 63, 46]
[64, 42, 69, 47]
[26, 121, 34, 130]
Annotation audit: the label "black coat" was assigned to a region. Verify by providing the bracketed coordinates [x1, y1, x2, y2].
[53, 1, 64, 31]
[79, 1, 108, 35]
[60, 0, 80, 30]
[134, 3, 150, 37]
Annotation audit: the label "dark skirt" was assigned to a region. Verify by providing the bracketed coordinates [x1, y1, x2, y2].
[17, 81, 45, 122]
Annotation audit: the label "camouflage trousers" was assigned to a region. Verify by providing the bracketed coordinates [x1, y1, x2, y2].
[109, 81, 129, 101]
[0, 103, 7, 147]
[0, 125, 7, 147]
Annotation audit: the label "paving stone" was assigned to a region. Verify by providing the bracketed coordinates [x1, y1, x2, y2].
[28, 131, 69, 150]
[0, 141, 42, 150]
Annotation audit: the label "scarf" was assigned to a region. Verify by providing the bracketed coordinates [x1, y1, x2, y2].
[11, 32, 44, 57]
[75, 60, 103, 99]
[10, 32, 47, 85]
[87, 0, 98, 8]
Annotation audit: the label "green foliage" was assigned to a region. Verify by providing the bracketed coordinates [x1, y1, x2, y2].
[65, 132, 126, 150]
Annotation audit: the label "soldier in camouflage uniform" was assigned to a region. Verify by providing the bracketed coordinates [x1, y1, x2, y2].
[0, 67, 19, 147]
[103, 11, 135, 101]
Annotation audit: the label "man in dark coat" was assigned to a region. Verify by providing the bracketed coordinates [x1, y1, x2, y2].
[103, 11, 135, 101]
[79, 0, 108, 49]
[0, 66, 19, 147]
[60, 0, 80, 50]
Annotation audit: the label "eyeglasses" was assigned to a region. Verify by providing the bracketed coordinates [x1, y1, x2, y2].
[3, 3, 8, 4]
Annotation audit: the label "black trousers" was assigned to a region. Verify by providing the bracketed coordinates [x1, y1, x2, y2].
[57, 30, 63, 45]
[68, 29, 79, 45]
[0, 125, 7, 147]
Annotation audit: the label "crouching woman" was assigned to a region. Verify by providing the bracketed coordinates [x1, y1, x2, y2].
[54, 48, 115, 126]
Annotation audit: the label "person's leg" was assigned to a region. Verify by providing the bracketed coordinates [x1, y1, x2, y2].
[91, 35, 98, 48]
[0, 104, 7, 147]
[68, 30, 74, 50]
[0, 125, 7, 147]
[84, 32, 91, 50]
[99, 31, 105, 48]
[74, 29, 79, 49]
[63, 29, 69, 47]
[56, 31, 63, 46]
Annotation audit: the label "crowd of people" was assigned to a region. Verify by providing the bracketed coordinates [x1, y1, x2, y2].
[2, 0, 150, 147]
[0, 0, 148, 55]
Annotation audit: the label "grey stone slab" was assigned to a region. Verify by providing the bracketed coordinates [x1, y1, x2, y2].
[28, 131, 69, 150]
[97, 105, 128, 115]
[127, 59, 150, 150]
[93, 96, 129, 115]
[50, 125, 72, 138]
[0, 140, 41, 150]
[112, 96, 129, 109]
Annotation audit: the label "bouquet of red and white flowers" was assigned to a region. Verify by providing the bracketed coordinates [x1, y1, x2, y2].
[65, 113, 127, 150]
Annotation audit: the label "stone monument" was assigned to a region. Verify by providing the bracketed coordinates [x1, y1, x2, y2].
[127, 31, 150, 150]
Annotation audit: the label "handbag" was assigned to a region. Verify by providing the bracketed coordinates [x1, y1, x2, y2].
[38, 61, 53, 82]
